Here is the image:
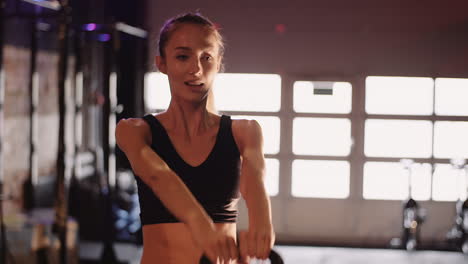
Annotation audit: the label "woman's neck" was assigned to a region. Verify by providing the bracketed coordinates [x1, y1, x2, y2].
[162, 100, 216, 139]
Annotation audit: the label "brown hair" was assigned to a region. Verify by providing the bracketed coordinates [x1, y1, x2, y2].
[158, 12, 225, 64]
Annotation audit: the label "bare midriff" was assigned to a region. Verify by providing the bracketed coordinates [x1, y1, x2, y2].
[140, 222, 237, 264]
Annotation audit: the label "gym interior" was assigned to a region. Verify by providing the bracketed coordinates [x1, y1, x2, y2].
[1, 0, 468, 263]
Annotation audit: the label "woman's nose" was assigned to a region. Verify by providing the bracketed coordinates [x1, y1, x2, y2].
[189, 58, 202, 75]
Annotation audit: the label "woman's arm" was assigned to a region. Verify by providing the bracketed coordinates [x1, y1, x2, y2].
[233, 119, 275, 260]
[115, 118, 237, 262]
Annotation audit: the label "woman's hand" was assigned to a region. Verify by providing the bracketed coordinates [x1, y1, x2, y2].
[189, 217, 239, 263]
[238, 223, 275, 262]
[203, 231, 238, 263]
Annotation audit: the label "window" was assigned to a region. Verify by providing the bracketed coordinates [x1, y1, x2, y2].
[364, 119, 432, 158]
[144, 72, 468, 202]
[363, 162, 432, 200]
[290, 80, 353, 199]
[293, 117, 352, 156]
[144, 72, 171, 110]
[364, 76, 468, 201]
[434, 121, 468, 158]
[294, 81, 352, 113]
[144, 72, 281, 112]
[365, 76, 434, 115]
[432, 164, 464, 201]
[292, 160, 349, 198]
[213, 73, 281, 112]
[265, 158, 279, 196]
[435, 78, 468, 116]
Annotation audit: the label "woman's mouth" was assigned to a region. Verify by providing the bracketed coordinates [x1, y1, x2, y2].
[184, 81, 204, 87]
[184, 81, 205, 92]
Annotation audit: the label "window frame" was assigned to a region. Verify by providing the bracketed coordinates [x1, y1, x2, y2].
[363, 76, 468, 201]
[144, 73, 468, 202]
[283, 76, 356, 200]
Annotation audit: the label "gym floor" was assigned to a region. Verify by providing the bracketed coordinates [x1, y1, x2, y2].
[79, 243, 468, 263]
[274, 245, 468, 264]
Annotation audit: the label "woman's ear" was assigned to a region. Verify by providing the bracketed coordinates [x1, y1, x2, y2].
[156, 56, 167, 74]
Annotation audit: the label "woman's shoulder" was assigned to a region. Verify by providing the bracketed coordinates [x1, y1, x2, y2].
[230, 118, 263, 150]
[117, 116, 151, 131]
[231, 118, 262, 133]
[115, 116, 152, 148]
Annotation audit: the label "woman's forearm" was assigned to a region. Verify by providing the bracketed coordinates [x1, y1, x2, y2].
[243, 181, 272, 226]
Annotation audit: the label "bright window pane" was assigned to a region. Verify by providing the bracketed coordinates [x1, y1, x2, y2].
[435, 78, 468, 116]
[293, 118, 352, 156]
[294, 81, 352, 113]
[432, 164, 462, 201]
[144, 72, 281, 112]
[145, 72, 170, 110]
[232, 116, 280, 154]
[265, 159, 279, 196]
[213, 73, 281, 112]
[363, 162, 431, 200]
[434, 121, 468, 159]
[410, 163, 432, 200]
[292, 160, 349, 198]
[365, 119, 432, 158]
[365, 76, 434, 115]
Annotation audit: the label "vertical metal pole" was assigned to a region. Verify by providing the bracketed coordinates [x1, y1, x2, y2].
[54, 1, 71, 263]
[73, 30, 83, 167]
[100, 25, 120, 264]
[108, 70, 117, 186]
[74, 70, 83, 162]
[68, 29, 82, 221]
[24, 12, 40, 212]
[107, 26, 119, 191]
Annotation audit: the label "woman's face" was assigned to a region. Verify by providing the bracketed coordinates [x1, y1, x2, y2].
[157, 23, 222, 106]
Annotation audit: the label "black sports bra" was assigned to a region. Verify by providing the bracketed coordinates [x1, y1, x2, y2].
[135, 114, 241, 225]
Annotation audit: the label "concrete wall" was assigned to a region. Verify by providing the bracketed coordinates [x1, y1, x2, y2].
[145, 0, 468, 77]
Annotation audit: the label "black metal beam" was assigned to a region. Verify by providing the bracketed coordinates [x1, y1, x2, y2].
[54, 0, 70, 263]
[20, 0, 60, 11]
[80, 22, 147, 39]
[115, 22, 146, 38]
[23, 13, 40, 212]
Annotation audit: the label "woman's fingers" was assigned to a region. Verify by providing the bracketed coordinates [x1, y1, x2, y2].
[248, 231, 257, 257]
[216, 238, 228, 262]
[239, 230, 274, 260]
[239, 231, 249, 260]
[205, 234, 238, 263]
[218, 236, 237, 262]
[227, 236, 238, 261]
[255, 234, 265, 259]
[199, 227, 242, 263]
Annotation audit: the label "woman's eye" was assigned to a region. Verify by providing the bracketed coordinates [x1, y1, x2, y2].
[203, 55, 212, 61]
[176, 55, 188, 60]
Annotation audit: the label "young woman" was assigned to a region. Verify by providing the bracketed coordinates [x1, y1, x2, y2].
[116, 13, 274, 264]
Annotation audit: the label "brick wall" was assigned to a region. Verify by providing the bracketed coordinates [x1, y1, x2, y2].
[3, 45, 60, 214]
